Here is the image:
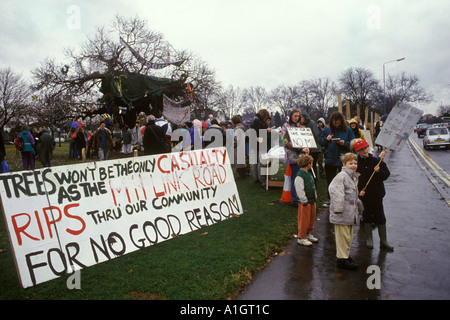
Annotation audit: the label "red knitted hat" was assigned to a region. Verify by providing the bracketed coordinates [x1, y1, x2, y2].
[354, 139, 369, 151]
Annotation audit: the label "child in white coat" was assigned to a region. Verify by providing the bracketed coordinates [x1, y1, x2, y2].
[328, 152, 364, 269]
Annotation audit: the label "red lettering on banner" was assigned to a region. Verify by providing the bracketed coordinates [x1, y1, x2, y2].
[10, 204, 87, 246]
[157, 154, 170, 173]
[34, 210, 45, 240]
[43, 206, 62, 238]
[64, 203, 86, 236]
[11, 213, 40, 245]
[179, 152, 192, 169]
[192, 164, 227, 189]
[171, 154, 181, 172]
[109, 175, 148, 206]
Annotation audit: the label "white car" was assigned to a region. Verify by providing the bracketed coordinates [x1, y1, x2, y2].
[423, 127, 450, 150]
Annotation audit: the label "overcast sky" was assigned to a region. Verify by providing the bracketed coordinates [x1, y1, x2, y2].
[1, 0, 449, 115]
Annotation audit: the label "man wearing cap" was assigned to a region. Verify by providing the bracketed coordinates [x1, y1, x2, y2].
[353, 139, 393, 252]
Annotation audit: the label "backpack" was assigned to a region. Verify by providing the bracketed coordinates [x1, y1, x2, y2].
[14, 136, 25, 151]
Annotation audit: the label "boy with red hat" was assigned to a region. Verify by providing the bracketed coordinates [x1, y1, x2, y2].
[353, 139, 393, 251]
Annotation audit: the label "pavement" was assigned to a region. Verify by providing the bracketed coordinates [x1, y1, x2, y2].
[236, 141, 450, 300]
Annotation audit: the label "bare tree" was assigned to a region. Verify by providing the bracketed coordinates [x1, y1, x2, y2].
[217, 85, 245, 119]
[270, 85, 299, 117]
[178, 52, 222, 117]
[309, 77, 337, 119]
[383, 72, 433, 112]
[437, 104, 450, 117]
[0, 68, 31, 131]
[243, 86, 270, 114]
[338, 67, 379, 112]
[296, 80, 316, 115]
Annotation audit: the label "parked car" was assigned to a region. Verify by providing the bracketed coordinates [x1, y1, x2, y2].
[423, 127, 450, 150]
[416, 124, 430, 137]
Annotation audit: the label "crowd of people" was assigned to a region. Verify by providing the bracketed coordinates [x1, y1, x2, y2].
[283, 109, 392, 271]
[10, 125, 56, 170]
[5, 109, 390, 271]
[125, 108, 392, 271]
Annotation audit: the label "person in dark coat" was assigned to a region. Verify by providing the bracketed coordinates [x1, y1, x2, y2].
[122, 125, 132, 155]
[0, 130, 7, 173]
[18, 125, 35, 170]
[203, 119, 226, 149]
[250, 109, 270, 187]
[74, 127, 87, 161]
[374, 121, 382, 151]
[143, 115, 171, 155]
[37, 127, 53, 167]
[354, 139, 393, 252]
[318, 112, 355, 207]
[92, 121, 115, 160]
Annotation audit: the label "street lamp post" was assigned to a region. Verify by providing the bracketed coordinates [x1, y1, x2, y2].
[383, 57, 405, 114]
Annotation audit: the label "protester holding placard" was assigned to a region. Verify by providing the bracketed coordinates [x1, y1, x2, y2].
[299, 111, 321, 185]
[319, 112, 355, 207]
[281, 109, 310, 206]
[354, 139, 393, 252]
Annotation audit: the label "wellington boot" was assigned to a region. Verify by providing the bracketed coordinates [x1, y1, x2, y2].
[378, 224, 394, 252]
[364, 223, 373, 249]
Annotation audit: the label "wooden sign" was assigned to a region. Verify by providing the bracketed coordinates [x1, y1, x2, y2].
[338, 94, 342, 113]
[0, 147, 242, 288]
[346, 100, 351, 120]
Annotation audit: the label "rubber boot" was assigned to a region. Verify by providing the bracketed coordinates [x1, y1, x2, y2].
[378, 224, 394, 252]
[364, 223, 373, 249]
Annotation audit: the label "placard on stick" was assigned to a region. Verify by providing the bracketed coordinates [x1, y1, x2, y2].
[287, 127, 317, 149]
[0, 147, 242, 288]
[375, 102, 423, 151]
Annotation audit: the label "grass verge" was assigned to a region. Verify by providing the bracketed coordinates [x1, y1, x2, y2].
[0, 144, 327, 300]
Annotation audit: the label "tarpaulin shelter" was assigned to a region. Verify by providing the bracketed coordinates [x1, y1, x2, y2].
[86, 70, 188, 128]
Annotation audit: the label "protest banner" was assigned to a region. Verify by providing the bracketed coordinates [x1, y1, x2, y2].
[163, 94, 190, 124]
[361, 129, 373, 149]
[0, 147, 242, 288]
[287, 127, 317, 149]
[375, 102, 423, 151]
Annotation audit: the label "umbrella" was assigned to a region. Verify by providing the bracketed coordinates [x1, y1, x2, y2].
[380, 114, 389, 122]
[65, 121, 86, 128]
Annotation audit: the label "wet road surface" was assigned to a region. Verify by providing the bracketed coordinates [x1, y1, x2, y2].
[237, 139, 450, 300]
